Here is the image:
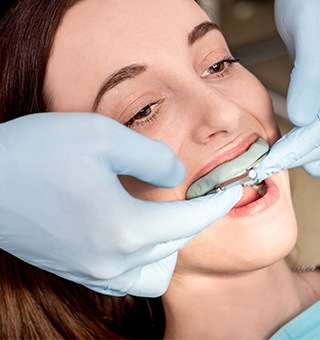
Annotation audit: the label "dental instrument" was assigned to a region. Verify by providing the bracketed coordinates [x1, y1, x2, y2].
[187, 111, 320, 200]
[186, 138, 269, 199]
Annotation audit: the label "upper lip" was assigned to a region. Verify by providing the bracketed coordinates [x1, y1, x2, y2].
[189, 133, 263, 185]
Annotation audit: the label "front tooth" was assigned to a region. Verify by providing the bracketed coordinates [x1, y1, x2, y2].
[252, 181, 266, 197]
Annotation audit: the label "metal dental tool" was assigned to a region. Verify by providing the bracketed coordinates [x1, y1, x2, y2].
[186, 138, 269, 200]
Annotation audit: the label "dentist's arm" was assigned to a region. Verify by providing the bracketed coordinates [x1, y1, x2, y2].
[0, 113, 241, 297]
[275, 0, 320, 176]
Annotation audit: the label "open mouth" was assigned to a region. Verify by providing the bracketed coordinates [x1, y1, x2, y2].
[252, 181, 267, 197]
[186, 138, 269, 200]
[228, 175, 280, 217]
[233, 180, 267, 208]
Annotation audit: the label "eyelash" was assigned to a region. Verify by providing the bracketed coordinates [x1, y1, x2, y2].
[125, 56, 240, 129]
[125, 101, 161, 129]
[201, 56, 240, 78]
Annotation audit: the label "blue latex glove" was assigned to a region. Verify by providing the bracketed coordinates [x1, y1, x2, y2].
[0, 112, 241, 297]
[275, 0, 320, 175]
[249, 113, 320, 183]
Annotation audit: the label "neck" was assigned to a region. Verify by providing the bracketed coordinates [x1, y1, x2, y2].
[162, 260, 317, 339]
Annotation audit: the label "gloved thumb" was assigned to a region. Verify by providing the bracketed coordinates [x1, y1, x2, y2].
[303, 161, 320, 177]
[274, 0, 320, 126]
[287, 64, 320, 126]
[102, 118, 186, 188]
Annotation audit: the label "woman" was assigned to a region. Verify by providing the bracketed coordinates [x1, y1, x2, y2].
[1, 0, 319, 338]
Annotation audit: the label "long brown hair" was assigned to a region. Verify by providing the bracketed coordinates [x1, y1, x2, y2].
[0, 249, 164, 339]
[0, 1, 164, 338]
[0, 0, 78, 122]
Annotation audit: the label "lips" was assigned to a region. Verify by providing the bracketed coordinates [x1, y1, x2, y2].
[185, 134, 279, 216]
[189, 135, 261, 185]
[233, 181, 266, 208]
[186, 137, 269, 199]
[228, 177, 280, 217]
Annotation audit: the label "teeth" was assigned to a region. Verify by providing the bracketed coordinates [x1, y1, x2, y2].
[252, 181, 267, 197]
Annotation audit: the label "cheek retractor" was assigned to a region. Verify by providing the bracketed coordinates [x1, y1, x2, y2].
[186, 138, 269, 200]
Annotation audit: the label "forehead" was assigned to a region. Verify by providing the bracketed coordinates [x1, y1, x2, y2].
[57, 0, 209, 52]
[46, 0, 210, 111]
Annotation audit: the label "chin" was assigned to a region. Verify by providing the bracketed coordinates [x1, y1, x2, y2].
[176, 172, 298, 274]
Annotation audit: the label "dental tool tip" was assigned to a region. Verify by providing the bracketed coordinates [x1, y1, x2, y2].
[248, 169, 257, 180]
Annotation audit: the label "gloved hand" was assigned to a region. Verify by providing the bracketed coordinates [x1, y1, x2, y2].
[0, 112, 241, 297]
[254, 113, 320, 181]
[275, 0, 320, 175]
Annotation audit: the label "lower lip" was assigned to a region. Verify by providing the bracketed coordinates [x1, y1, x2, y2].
[227, 178, 280, 218]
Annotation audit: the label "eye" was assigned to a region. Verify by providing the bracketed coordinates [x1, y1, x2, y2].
[134, 104, 153, 120]
[125, 102, 159, 128]
[207, 61, 225, 75]
[201, 56, 240, 78]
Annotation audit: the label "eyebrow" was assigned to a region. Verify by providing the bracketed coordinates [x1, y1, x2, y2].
[188, 21, 220, 46]
[92, 64, 147, 111]
[93, 21, 219, 111]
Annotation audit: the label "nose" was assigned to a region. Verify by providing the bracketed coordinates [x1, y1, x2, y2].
[185, 80, 242, 144]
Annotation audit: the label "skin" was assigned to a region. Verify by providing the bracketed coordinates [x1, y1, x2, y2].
[45, 0, 320, 338]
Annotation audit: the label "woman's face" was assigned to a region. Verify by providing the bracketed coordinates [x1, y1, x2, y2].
[46, 0, 297, 275]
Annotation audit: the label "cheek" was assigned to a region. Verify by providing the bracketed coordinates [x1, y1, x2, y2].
[237, 72, 281, 143]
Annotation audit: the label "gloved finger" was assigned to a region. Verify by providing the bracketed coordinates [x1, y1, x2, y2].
[275, 0, 320, 126]
[293, 146, 320, 170]
[258, 114, 320, 176]
[258, 136, 307, 176]
[287, 66, 320, 126]
[1, 112, 184, 190]
[109, 231, 193, 275]
[302, 160, 320, 177]
[130, 185, 242, 245]
[103, 118, 186, 188]
[63, 188, 242, 297]
[84, 253, 178, 297]
[119, 254, 178, 297]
